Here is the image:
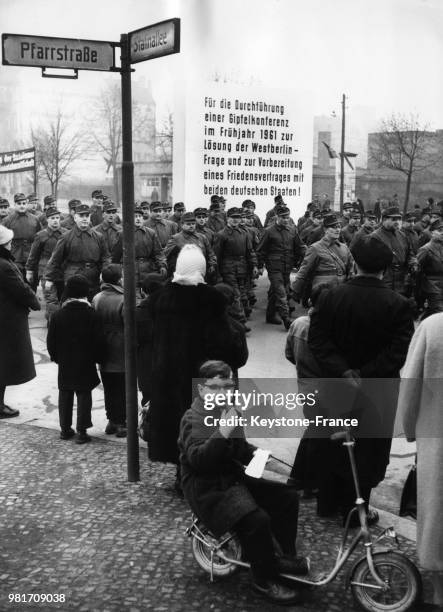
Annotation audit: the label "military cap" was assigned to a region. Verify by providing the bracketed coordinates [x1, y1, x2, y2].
[91, 189, 103, 199]
[350, 211, 361, 219]
[364, 209, 377, 219]
[44, 195, 56, 207]
[162, 202, 172, 210]
[343, 202, 354, 210]
[182, 211, 196, 222]
[323, 213, 340, 228]
[209, 202, 221, 212]
[274, 194, 284, 204]
[150, 201, 163, 212]
[382, 206, 402, 218]
[14, 193, 27, 203]
[174, 202, 185, 211]
[45, 207, 61, 218]
[134, 206, 143, 215]
[0, 198, 9, 207]
[194, 207, 208, 217]
[430, 208, 442, 218]
[103, 201, 118, 213]
[227, 207, 242, 218]
[351, 235, 393, 272]
[276, 205, 290, 217]
[421, 206, 432, 216]
[402, 212, 416, 222]
[68, 198, 81, 210]
[140, 201, 150, 209]
[75, 203, 90, 214]
[102, 194, 110, 202]
[242, 199, 256, 209]
[219, 196, 227, 204]
[430, 218, 443, 231]
[210, 195, 220, 204]
[242, 209, 253, 218]
[28, 192, 38, 201]
[312, 209, 322, 219]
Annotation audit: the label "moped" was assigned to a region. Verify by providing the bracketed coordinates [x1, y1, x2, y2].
[186, 430, 422, 612]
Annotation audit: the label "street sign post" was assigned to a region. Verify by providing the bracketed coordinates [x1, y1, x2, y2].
[2, 19, 180, 483]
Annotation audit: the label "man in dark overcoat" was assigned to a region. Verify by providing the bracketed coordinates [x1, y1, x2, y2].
[308, 234, 414, 524]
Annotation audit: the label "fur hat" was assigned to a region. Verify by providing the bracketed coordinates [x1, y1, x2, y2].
[172, 244, 206, 286]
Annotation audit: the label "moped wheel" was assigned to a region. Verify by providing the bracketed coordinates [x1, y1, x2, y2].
[191, 530, 242, 577]
[350, 551, 422, 612]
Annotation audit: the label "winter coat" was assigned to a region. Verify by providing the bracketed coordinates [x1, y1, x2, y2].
[46, 300, 106, 391]
[178, 396, 256, 536]
[93, 221, 121, 254]
[206, 213, 226, 234]
[112, 226, 166, 284]
[164, 230, 217, 275]
[141, 282, 246, 464]
[0, 247, 41, 386]
[373, 226, 416, 293]
[215, 226, 257, 275]
[25, 227, 67, 279]
[3, 211, 42, 264]
[144, 217, 177, 248]
[417, 239, 443, 309]
[399, 313, 443, 571]
[257, 223, 303, 273]
[92, 283, 125, 372]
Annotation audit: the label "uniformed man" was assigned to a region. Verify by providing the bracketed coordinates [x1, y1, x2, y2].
[27, 192, 41, 215]
[215, 207, 258, 326]
[36, 195, 58, 229]
[292, 213, 354, 305]
[3, 193, 42, 286]
[112, 205, 166, 293]
[140, 201, 151, 221]
[61, 199, 80, 230]
[243, 208, 262, 308]
[206, 197, 226, 233]
[165, 211, 217, 279]
[264, 194, 284, 227]
[418, 208, 442, 247]
[93, 200, 121, 254]
[350, 209, 378, 248]
[300, 209, 323, 245]
[144, 201, 178, 248]
[0, 198, 10, 224]
[372, 206, 417, 295]
[413, 206, 432, 239]
[338, 201, 354, 228]
[162, 202, 173, 221]
[194, 207, 215, 246]
[258, 205, 304, 329]
[401, 212, 419, 254]
[90, 189, 104, 226]
[45, 202, 111, 299]
[340, 210, 361, 246]
[26, 206, 67, 315]
[416, 217, 443, 313]
[170, 202, 186, 229]
[242, 199, 263, 233]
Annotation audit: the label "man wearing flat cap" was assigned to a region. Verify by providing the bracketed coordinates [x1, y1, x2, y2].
[45, 202, 111, 299]
[90, 189, 104, 227]
[206, 196, 226, 233]
[300, 209, 323, 245]
[340, 210, 361, 246]
[257, 206, 304, 329]
[194, 207, 215, 247]
[242, 200, 264, 234]
[164, 211, 217, 279]
[61, 199, 80, 230]
[349, 210, 378, 248]
[215, 207, 258, 326]
[144, 201, 178, 248]
[416, 217, 443, 313]
[93, 201, 122, 254]
[264, 194, 285, 227]
[372, 206, 417, 295]
[292, 213, 354, 306]
[3, 193, 42, 286]
[308, 234, 414, 525]
[170, 202, 186, 230]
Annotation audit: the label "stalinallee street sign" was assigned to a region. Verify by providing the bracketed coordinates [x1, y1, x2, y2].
[129, 18, 180, 64]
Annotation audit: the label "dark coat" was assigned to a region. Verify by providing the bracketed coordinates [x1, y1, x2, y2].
[46, 301, 106, 391]
[3, 211, 42, 265]
[0, 247, 41, 386]
[25, 226, 67, 279]
[257, 223, 304, 273]
[178, 396, 256, 536]
[308, 275, 414, 487]
[92, 283, 125, 372]
[142, 282, 247, 464]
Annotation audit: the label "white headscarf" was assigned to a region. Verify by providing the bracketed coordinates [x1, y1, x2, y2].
[172, 244, 206, 286]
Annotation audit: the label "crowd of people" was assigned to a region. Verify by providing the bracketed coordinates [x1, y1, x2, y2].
[1, 187, 443, 606]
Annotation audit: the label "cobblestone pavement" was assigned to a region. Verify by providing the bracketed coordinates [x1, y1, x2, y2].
[0, 423, 431, 612]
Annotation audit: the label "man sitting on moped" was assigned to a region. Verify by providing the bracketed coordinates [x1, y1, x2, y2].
[178, 360, 308, 605]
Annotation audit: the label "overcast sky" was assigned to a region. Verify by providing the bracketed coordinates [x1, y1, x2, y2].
[1, 0, 442, 169]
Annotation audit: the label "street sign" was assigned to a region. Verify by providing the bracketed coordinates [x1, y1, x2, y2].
[0, 147, 34, 174]
[2, 33, 116, 71]
[129, 18, 180, 64]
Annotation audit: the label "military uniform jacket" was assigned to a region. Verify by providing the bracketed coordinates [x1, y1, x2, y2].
[252, 213, 264, 233]
[26, 227, 67, 279]
[302, 224, 324, 246]
[373, 226, 416, 292]
[144, 218, 177, 248]
[413, 220, 430, 237]
[206, 213, 226, 233]
[340, 224, 359, 246]
[61, 215, 76, 230]
[292, 236, 354, 299]
[165, 230, 217, 271]
[3, 211, 42, 264]
[93, 220, 122, 254]
[170, 212, 183, 230]
[257, 223, 303, 273]
[112, 226, 166, 278]
[350, 225, 374, 249]
[402, 227, 419, 254]
[417, 240, 443, 298]
[45, 226, 111, 284]
[195, 224, 215, 246]
[418, 228, 431, 248]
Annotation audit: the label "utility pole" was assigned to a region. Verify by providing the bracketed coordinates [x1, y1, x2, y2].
[339, 93, 346, 213]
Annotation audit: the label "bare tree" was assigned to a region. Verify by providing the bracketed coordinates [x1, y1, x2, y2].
[32, 108, 86, 199]
[369, 113, 437, 212]
[156, 112, 173, 162]
[88, 83, 122, 203]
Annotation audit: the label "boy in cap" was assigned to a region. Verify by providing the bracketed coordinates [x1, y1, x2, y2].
[3, 193, 42, 286]
[47, 275, 106, 443]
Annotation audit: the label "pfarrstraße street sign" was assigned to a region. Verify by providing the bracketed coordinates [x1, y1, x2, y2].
[129, 18, 180, 64]
[2, 33, 116, 71]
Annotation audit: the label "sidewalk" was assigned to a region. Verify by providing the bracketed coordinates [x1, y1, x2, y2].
[0, 422, 431, 612]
